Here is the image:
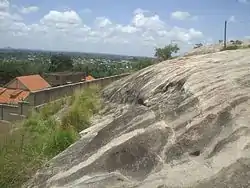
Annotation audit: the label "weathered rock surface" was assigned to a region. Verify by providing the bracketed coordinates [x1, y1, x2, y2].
[24, 49, 250, 188]
[185, 40, 250, 56]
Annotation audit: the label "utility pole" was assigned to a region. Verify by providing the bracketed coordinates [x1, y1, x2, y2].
[224, 20, 227, 49]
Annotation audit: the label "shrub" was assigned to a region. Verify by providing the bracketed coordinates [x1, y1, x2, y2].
[221, 45, 240, 51]
[62, 86, 102, 132]
[44, 123, 79, 158]
[39, 98, 67, 119]
[221, 44, 250, 51]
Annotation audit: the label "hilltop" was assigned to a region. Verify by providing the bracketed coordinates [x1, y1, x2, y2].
[185, 39, 250, 56]
[23, 47, 250, 188]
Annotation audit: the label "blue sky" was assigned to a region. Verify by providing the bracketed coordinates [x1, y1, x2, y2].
[1, 0, 250, 56]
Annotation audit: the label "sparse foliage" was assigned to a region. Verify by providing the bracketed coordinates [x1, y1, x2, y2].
[154, 44, 180, 61]
[229, 40, 243, 45]
[235, 40, 243, 45]
[194, 43, 203, 49]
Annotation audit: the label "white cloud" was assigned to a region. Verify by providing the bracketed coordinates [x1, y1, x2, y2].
[237, 0, 249, 3]
[116, 25, 138, 34]
[0, 0, 22, 31]
[0, 4, 205, 56]
[19, 6, 39, 14]
[228, 15, 236, 23]
[132, 11, 165, 30]
[95, 17, 112, 28]
[171, 11, 197, 21]
[40, 10, 82, 29]
[0, 0, 9, 12]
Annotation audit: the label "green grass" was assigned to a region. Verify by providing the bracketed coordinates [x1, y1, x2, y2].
[0, 87, 102, 188]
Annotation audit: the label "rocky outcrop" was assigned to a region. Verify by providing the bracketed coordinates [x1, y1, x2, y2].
[24, 49, 250, 188]
[185, 40, 250, 56]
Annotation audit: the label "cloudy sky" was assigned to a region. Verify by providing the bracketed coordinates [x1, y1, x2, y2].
[0, 0, 250, 56]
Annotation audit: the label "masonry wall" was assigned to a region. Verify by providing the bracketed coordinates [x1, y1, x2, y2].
[0, 102, 30, 121]
[43, 72, 86, 86]
[0, 73, 129, 122]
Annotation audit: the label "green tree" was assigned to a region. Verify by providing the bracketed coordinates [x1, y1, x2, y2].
[49, 54, 73, 72]
[131, 59, 154, 71]
[0, 60, 49, 86]
[154, 44, 180, 61]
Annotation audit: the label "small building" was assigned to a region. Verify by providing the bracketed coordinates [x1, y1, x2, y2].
[83, 75, 95, 81]
[43, 71, 86, 86]
[0, 88, 30, 104]
[6, 75, 51, 91]
[0, 74, 51, 104]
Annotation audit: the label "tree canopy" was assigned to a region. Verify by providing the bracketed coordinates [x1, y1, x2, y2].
[154, 44, 180, 61]
[49, 54, 74, 72]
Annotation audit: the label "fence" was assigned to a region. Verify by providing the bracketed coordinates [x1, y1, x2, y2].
[0, 73, 130, 121]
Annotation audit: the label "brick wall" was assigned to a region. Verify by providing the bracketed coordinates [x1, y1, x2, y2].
[0, 73, 129, 122]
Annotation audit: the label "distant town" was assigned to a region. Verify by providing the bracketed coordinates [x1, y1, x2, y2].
[0, 48, 155, 86]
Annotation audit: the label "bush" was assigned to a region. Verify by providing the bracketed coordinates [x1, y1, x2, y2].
[221, 44, 250, 51]
[0, 87, 101, 187]
[62, 86, 102, 132]
[44, 124, 79, 158]
[38, 98, 67, 119]
[221, 45, 240, 51]
[154, 44, 180, 61]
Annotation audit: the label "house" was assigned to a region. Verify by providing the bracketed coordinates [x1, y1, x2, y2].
[83, 75, 95, 81]
[6, 75, 51, 91]
[0, 88, 30, 104]
[0, 75, 51, 104]
[43, 71, 86, 86]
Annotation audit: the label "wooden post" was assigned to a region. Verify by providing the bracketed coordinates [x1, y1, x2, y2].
[224, 20, 227, 49]
[20, 102, 23, 115]
[0, 105, 3, 120]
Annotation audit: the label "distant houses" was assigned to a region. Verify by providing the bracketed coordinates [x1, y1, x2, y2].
[0, 73, 95, 105]
[0, 75, 51, 104]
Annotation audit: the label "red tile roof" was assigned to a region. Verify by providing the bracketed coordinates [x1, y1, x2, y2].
[85, 75, 95, 81]
[0, 87, 30, 104]
[16, 75, 51, 91]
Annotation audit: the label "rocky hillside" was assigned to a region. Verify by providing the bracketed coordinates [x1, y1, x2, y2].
[24, 49, 250, 188]
[185, 40, 250, 56]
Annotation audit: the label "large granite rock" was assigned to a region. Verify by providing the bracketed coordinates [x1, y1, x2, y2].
[185, 40, 250, 56]
[24, 49, 250, 188]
